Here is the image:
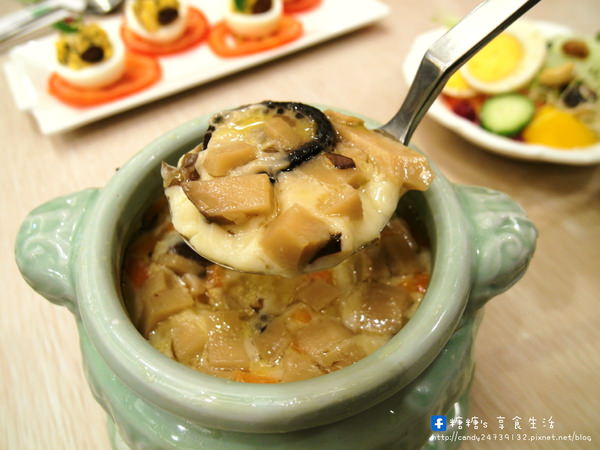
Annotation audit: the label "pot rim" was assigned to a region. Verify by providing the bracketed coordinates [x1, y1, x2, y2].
[77, 108, 472, 433]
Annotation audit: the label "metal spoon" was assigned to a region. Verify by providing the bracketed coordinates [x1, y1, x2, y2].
[181, 0, 542, 275]
[0, 0, 122, 44]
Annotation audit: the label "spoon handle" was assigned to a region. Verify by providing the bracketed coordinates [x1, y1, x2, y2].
[381, 0, 541, 144]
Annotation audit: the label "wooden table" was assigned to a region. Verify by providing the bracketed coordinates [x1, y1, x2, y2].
[1, 1, 598, 448]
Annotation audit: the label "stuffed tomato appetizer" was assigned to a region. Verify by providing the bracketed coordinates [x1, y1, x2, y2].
[209, 0, 303, 57]
[49, 21, 161, 107]
[122, 0, 209, 56]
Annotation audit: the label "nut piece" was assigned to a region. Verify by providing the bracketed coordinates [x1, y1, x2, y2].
[562, 40, 589, 59]
[261, 204, 332, 270]
[203, 142, 257, 177]
[538, 62, 575, 87]
[182, 173, 274, 225]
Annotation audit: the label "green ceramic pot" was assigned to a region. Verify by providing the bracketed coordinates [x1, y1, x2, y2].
[15, 109, 537, 450]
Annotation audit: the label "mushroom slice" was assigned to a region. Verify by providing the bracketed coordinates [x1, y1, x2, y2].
[181, 173, 274, 225]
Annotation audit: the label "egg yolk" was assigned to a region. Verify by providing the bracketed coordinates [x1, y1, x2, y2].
[134, 0, 180, 32]
[466, 33, 524, 83]
[446, 71, 472, 91]
[55, 24, 113, 70]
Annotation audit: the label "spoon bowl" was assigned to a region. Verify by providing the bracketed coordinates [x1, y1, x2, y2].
[166, 0, 541, 277]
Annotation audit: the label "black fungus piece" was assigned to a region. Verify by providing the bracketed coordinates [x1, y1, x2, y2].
[81, 45, 104, 63]
[255, 312, 271, 332]
[202, 132, 212, 149]
[326, 153, 356, 169]
[158, 7, 179, 25]
[172, 241, 210, 264]
[260, 101, 336, 171]
[310, 233, 342, 263]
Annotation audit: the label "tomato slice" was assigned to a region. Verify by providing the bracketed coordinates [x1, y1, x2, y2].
[284, 0, 322, 14]
[209, 15, 303, 58]
[121, 7, 209, 57]
[48, 53, 161, 108]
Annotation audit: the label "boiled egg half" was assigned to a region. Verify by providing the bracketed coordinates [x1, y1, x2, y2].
[460, 21, 547, 94]
[125, 0, 189, 44]
[55, 24, 125, 89]
[442, 70, 478, 98]
[225, 0, 283, 39]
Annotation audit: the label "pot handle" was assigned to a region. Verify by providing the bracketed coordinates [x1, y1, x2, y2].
[15, 188, 100, 314]
[455, 185, 537, 311]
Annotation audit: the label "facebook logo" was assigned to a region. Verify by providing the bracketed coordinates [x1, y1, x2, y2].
[431, 415, 447, 432]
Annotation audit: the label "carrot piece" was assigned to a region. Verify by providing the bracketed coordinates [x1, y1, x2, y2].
[306, 270, 333, 284]
[401, 273, 430, 294]
[208, 15, 303, 58]
[48, 52, 161, 107]
[121, 7, 209, 56]
[284, 0, 322, 14]
[291, 306, 312, 323]
[233, 371, 279, 384]
[206, 265, 224, 288]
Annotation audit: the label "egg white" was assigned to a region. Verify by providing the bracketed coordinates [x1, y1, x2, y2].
[125, 0, 189, 44]
[225, 0, 283, 39]
[460, 21, 547, 94]
[55, 29, 126, 89]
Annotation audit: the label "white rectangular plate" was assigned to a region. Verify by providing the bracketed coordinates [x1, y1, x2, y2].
[4, 0, 389, 135]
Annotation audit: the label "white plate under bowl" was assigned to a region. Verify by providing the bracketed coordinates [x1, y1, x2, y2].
[3, 0, 389, 135]
[403, 20, 600, 166]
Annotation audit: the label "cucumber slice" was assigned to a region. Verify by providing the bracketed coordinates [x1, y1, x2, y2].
[480, 94, 535, 137]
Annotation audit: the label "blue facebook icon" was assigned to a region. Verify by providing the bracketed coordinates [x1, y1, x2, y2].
[431, 415, 447, 432]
